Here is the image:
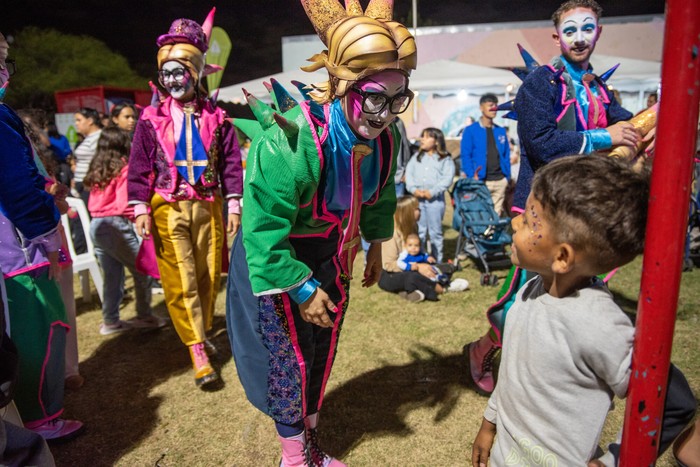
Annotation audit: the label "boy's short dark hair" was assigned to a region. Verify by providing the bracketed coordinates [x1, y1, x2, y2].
[531, 155, 649, 273]
[551, 0, 603, 28]
[479, 93, 498, 105]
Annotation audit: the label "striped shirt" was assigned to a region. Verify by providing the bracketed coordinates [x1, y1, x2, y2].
[73, 129, 101, 183]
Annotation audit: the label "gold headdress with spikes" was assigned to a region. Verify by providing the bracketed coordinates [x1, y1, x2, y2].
[299, 0, 417, 103]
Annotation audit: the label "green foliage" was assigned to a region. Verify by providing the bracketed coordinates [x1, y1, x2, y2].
[5, 27, 148, 109]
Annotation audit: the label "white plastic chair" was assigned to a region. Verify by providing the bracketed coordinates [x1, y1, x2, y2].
[61, 197, 104, 303]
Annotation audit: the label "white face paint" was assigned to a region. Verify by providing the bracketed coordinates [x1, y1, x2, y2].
[342, 69, 411, 140]
[0, 35, 10, 90]
[555, 8, 601, 67]
[159, 60, 195, 102]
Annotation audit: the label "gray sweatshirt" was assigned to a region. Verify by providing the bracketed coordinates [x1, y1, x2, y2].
[484, 276, 634, 466]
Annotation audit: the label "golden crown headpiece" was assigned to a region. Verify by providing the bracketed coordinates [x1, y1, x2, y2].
[299, 0, 417, 103]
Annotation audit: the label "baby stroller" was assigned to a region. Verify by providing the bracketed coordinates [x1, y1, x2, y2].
[451, 178, 512, 286]
[684, 157, 700, 270]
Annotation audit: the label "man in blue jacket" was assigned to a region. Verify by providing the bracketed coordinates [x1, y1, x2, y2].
[460, 93, 511, 216]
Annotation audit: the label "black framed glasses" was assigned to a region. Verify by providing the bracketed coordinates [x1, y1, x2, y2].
[1, 59, 16, 76]
[158, 67, 189, 83]
[351, 86, 414, 115]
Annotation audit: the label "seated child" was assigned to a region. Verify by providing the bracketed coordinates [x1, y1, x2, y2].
[471, 156, 697, 466]
[397, 233, 450, 286]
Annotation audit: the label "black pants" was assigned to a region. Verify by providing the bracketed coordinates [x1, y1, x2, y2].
[378, 270, 439, 301]
[606, 364, 697, 462]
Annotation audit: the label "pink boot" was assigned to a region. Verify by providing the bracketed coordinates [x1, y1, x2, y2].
[466, 334, 500, 395]
[304, 414, 346, 467]
[279, 431, 312, 467]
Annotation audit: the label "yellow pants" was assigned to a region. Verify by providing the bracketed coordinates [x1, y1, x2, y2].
[151, 193, 223, 346]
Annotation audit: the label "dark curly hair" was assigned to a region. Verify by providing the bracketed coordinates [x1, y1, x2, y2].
[531, 155, 650, 273]
[83, 127, 130, 189]
[551, 0, 603, 27]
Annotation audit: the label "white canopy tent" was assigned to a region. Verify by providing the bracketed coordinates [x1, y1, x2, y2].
[216, 59, 518, 104]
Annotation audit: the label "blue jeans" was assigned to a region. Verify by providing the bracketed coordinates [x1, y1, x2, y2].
[395, 182, 406, 197]
[418, 195, 446, 263]
[90, 216, 153, 324]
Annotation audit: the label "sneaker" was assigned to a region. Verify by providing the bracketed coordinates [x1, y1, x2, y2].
[99, 320, 132, 336]
[28, 418, 84, 442]
[189, 342, 219, 388]
[64, 374, 85, 390]
[447, 278, 469, 292]
[466, 335, 500, 395]
[151, 281, 164, 294]
[398, 290, 425, 303]
[127, 315, 167, 329]
[457, 252, 468, 261]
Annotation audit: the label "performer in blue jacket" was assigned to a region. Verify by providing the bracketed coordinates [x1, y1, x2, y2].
[466, 0, 642, 396]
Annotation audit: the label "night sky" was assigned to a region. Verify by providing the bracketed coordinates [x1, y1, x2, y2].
[3, 0, 664, 86]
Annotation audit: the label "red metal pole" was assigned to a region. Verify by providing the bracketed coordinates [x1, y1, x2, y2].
[620, 1, 700, 464]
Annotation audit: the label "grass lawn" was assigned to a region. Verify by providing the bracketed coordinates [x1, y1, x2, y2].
[51, 208, 699, 466]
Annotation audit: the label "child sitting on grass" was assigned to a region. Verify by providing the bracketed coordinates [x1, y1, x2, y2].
[397, 233, 449, 286]
[471, 156, 697, 466]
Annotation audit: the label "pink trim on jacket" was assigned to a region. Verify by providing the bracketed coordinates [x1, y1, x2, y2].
[24, 320, 71, 427]
[281, 293, 308, 417]
[317, 255, 347, 409]
[140, 96, 226, 200]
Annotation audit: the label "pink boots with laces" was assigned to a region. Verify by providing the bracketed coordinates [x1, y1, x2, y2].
[278, 414, 345, 467]
[188, 342, 218, 387]
[466, 334, 500, 395]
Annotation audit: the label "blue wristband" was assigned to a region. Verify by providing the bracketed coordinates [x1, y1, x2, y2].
[287, 277, 321, 304]
[582, 129, 613, 153]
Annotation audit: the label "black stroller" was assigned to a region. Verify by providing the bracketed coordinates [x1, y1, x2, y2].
[451, 178, 512, 286]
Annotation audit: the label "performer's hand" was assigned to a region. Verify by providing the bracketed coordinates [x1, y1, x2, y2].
[47, 182, 69, 214]
[587, 460, 605, 467]
[472, 418, 496, 467]
[362, 242, 382, 288]
[415, 262, 437, 279]
[643, 126, 656, 155]
[135, 214, 152, 240]
[227, 213, 241, 236]
[299, 288, 337, 328]
[607, 121, 639, 148]
[47, 250, 60, 282]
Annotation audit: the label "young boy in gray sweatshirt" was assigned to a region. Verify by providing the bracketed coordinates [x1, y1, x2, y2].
[471, 156, 697, 466]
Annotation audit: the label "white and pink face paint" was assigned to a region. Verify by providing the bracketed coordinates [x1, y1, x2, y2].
[342, 69, 409, 140]
[555, 8, 601, 67]
[160, 60, 195, 102]
[0, 35, 10, 97]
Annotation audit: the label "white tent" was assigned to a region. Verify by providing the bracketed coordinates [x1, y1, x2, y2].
[589, 54, 660, 93]
[216, 68, 327, 103]
[216, 59, 518, 104]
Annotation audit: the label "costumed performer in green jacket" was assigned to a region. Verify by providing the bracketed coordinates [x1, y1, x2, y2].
[225, 0, 416, 465]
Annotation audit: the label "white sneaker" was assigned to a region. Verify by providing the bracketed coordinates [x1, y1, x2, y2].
[99, 320, 132, 336]
[127, 315, 168, 329]
[447, 278, 469, 292]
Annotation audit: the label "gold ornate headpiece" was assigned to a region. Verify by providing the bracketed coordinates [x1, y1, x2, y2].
[299, 0, 417, 103]
[156, 8, 218, 94]
[157, 43, 205, 84]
